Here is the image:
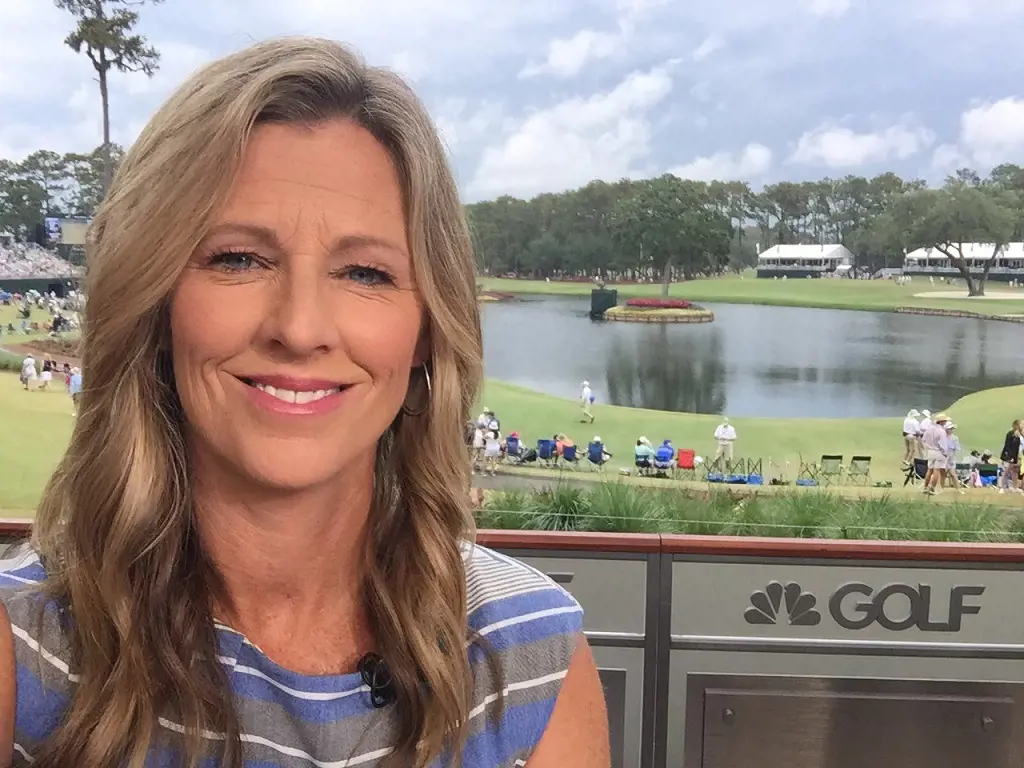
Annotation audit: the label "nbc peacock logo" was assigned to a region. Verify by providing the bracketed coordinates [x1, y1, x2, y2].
[744, 580, 821, 627]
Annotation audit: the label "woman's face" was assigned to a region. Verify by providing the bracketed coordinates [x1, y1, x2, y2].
[170, 119, 425, 491]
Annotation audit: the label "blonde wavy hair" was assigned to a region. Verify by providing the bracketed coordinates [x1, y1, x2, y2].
[30, 37, 482, 768]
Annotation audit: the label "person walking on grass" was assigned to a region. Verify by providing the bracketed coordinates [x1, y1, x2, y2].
[921, 412, 951, 495]
[999, 420, 1022, 494]
[580, 380, 595, 423]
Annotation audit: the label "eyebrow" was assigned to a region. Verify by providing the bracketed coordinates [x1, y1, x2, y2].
[202, 223, 408, 258]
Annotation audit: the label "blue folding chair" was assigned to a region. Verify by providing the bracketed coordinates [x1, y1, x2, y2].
[537, 439, 556, 466]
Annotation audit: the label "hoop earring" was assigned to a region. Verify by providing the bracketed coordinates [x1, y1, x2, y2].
[401, 365, 432, 417]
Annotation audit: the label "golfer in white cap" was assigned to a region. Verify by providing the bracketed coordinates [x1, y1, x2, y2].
[580, 381, 594, 423]
[902, 409, 921, 465]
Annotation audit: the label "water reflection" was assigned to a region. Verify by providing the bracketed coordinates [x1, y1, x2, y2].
[481, 296, 1024, 418]
[605, 325, 727, 414]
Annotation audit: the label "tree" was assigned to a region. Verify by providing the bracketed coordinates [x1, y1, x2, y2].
[19, 150, 69, 218]
[65, 144, 125, 216]
[892, 182, 1018, 296]
[54, 0, 163, 193]
[611, 175, 732, 295]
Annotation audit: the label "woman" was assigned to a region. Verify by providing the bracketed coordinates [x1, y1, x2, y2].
[999, 420, 1022, 494]
[483, 428, 502, 475]
[0, 38, 608, 768]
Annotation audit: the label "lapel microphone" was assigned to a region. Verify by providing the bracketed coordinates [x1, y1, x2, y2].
[357, 652, 395, 708]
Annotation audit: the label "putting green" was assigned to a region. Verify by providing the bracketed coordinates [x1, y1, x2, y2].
[480, 274, 1024, 317]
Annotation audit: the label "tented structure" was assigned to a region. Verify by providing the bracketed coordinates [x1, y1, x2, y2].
[903, 243, 1024, 281]
[756, 244, 855, 278]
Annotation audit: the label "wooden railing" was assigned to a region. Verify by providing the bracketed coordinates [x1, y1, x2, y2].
[7, 518, 1024, 563]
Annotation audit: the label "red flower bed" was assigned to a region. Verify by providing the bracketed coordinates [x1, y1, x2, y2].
[625, 298, 693, 309]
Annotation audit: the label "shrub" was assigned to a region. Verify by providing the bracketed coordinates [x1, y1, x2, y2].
[624, 297, 693, 309]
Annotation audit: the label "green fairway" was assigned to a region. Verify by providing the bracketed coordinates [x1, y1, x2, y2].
[0, 372, 74, 516]
[3, 368, 1021, 517]
[480, 379, 1024, 488]
[480, 273, 1024, 318]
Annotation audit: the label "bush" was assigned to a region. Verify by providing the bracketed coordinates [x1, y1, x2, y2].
[0, 352, 21, 372]
[477, 482, 1019, 541]
[624, 297, 693, 309]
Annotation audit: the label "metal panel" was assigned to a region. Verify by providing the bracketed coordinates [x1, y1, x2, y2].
[686, 675, 1023, 768]
[509, 555, 648, 634]
[671, 560, 1024, 645]
[665, 651, 1024, 767]
[590, 644, 646, 767]
[600, 668, 628, 768]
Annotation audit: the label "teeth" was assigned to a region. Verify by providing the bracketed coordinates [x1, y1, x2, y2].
[252, 382, 340, 404]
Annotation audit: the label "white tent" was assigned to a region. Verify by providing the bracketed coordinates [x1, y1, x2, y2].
[757, 244, 854, 267]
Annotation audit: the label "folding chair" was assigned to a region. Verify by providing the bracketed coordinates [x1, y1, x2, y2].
[847, 456, 871, 485]
[536, 439, 556, 467]
[817, 455, 845, 486]
[560, 443, 580, 470]
[797, 454, 819, 483]
[674, 449, 697, 480]
[978, 463, 999, 487]
[903, 457, 928, 486]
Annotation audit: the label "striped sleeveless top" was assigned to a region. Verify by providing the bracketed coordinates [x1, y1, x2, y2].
[0, 542, 583, 767]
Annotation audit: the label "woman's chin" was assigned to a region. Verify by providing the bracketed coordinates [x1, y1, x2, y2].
[235, 454, 359, 493]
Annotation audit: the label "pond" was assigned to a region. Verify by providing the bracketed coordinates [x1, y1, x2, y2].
[481, 296, 1024, 418]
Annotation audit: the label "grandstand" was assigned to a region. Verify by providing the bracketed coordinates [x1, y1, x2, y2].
[0, 243, 83, 297]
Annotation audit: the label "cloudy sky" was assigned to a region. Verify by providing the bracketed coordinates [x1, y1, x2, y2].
[2, 0, 1024, 201]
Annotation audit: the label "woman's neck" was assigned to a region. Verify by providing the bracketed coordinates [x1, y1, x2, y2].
[191, 453, 375, 647]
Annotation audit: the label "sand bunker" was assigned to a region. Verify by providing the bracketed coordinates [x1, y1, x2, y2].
[913, 291, 1024, 300]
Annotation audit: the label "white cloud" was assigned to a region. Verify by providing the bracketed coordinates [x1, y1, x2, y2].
[388, 51, 429, 82]
[669, 143, 773, 181]
[691, 35, 725, 62]
[788, 119, 935, 167]
[931, 143, 967, 171]
[806, 0, 853, 16]
[470, 66, 673, 198]
[434, 99, 507, 150]
[957, 97, 1024, 167]
[520, 29, 621, 79]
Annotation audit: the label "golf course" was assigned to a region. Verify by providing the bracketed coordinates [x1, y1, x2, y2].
[2, 274, 1023, 529]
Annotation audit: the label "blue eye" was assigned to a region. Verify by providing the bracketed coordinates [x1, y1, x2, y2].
[210, 251, 260, 271]
[346, 265, 394, 286]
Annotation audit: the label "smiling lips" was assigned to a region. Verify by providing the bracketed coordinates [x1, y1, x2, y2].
[239, 375, 350, 415]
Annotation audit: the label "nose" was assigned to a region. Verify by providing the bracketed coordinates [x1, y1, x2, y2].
[260, 257, 341, 357]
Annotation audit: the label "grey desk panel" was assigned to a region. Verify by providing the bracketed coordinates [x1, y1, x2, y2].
[509, 554, 649, 634]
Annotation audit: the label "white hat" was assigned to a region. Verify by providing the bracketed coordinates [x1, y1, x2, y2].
[639, 436, 650, 444]
[482, 406, 491, 413]
[593, 436, 601, 442]
[945, 422, 956, 430]
[908, 409, 920, 418]
[582, 381, 590, 387]
[922, 409, 931, 417]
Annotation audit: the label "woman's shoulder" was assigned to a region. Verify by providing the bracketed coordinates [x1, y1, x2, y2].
[461, 542, 585, 764]
[0, 544, 47, 599]
[462, 542, 582, 635]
